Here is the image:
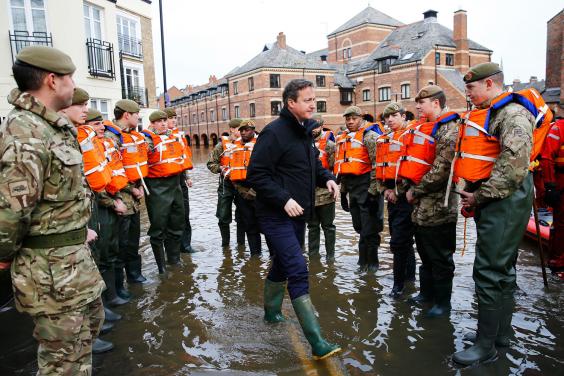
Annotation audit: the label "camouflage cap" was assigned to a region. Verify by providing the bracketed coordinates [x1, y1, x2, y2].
[383, 102, 404, 118]
[71, 88, 89, 105]
[85, 108, 103, 123]
[164, 107, 177, 118]
[312, 113, 324, 126]
[343, 106, 362, 117]
[415, 85, 444, 101]
[15, 45, 76, 75]
[238, 119, 256, 129]
[115, 99, 140, 113]
[149, 110, 168, 122]
[463, 62, 502, 84]
[229, 118, 243, 128]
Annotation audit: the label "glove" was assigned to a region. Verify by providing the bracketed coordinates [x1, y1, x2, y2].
[340, 192, 350, 212]
[544, 183, 561, 208]
[367, 193, 380, 213]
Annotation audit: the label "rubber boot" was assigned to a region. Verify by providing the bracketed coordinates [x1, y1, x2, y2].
[292, 295, 341, 360]
[101, 269, 129, 306]
[248, 233, 262, 256]
[236, 225, 246, 246]
[308, 224, 321, 258]
[357, 243, 368, 271]
[164, 238, 181, 265]
[151, 243, 167, 274]
[453, 306, 500, 366]
[324, 226, 336, 262]
[114, 267, 132, 300]
[263, 279, 286, 323]
[405, 247, 416, 282]
[92, 338, 114, 354]
[126, 259, 146, 283]
[390, 249, 407, 299]
[426, 278, 452, 318]
[99, 321, 114, 335]
[220, 224, 230, 247]
[408, 266, 433, 305]
[366, 242, 379, 273]
[104, 306, 122, 322]
[464, 296, 513, 347]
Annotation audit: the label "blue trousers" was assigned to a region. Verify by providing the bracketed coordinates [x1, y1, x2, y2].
[259, 216, 309, 300]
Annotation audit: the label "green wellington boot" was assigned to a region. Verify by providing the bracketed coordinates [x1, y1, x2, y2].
[453, 306, 500, 366]
[426, 278, 452, 318]
[220, 224, 231, 247]
[408, 266, 434, 305]
[291, 294, 341, 360]
[463, 296, 514, 347]
[264, 279, 286, 323]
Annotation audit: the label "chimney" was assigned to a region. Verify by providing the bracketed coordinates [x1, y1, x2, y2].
[453, 10, 469, 72]
[423, 10, 438, 22]
[277, 32, 286, 49]
[530, 76, 538, 83]
[320, 54, 327, 63]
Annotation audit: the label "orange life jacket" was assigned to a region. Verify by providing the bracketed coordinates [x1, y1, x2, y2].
[375, 130, 404, 181]
[220, 136, 237, 168]
[315, 131, 334, 169]
[101, 137, 129, 195]
[76, 125, 112, 192]
[453, 88, 553, 183]
[141, 129, 185, 178]
[171, 128, 193, 170]
[551, 124, 564, 168]
[397, 112, 460, 185]
[104, 122, 149, 183]
[334, 125, 373, 176]
[227, 136, 257, 182]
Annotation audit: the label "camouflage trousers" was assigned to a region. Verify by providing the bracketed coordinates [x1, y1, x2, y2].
[32, 297, 104, 376]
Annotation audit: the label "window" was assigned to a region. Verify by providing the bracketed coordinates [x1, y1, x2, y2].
[435, 52, 441, 65]
[362, 89, 371, 102]
[271, 101, 282, 116]
[316, 100, 327, 113]
[340, 90, 353, 104]
[83, 2, 103, 40]
[192, 113, 197, 123]
[210, 109, 215, 122]
[221, 86, 227, 97]
[270, 74, 280, 88]
[89, 98, 109, 120]
[234, 105, 240, 118]
[401, 84, 410, 99]
[446, 53, 454, 66]
[342, 47, 352, 59]
[10, 0, 47, 33]
[377, 57, 396, 73]
[233, 81, 238, 95]
[123, 65, 145, 106]
[248, 77, 254, 92]
[200, 112, 205, 122]
[249, 103, 256, 118]
[222, 107, 227, 121]
[379, 87, 391, 102]
[316, 75, 326, 87]
[117, 14, 141, 57]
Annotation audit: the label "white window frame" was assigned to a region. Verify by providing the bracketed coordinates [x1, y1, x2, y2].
[116, 10, 141, 56]
[400, 84, 410, 100]
[378, 87, 391, 102]
[90, 98, 110, 120]
[83, 2, 105, 41]
[362, 89, 371, 102]
[234, 105, 240, 118]
[210, 109, 215, 122]
[222, 107, 227, 121]
[9, 0, 49, 34]
[249, 102, 256, 118]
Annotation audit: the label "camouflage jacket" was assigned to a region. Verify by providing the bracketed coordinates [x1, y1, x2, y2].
[207, 141, 224, 174]
[409, 110, 459, 226]
[469, 101, 535, 205]
[342, 128, 378, 195]
[1, 89, 104, 315]
[314, 135, 336, 206]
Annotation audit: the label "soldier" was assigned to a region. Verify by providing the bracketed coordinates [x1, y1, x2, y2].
[207, 118, 245, 248]
[404, 86, 460, 316]
[0, 45, 105, 374]
[141, 111, 185, 273]
[452, 63, 535, 365]
[375, 102, 416, 298]
[307, 115, 337, 261]
[335, 106, 383, 272]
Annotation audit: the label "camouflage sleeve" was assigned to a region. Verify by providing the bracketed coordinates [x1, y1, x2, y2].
[364, 130, 378, 195]
[0, 133, 48, 261]
[474, 105, 534, 205]
[411, 121, 458, 198]
[207, 142, 223, 174]
[95, 191, 116, 208]
[326, 140, 335, 171]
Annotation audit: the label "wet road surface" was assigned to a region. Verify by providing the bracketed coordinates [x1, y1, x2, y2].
[2, 146, 564, 375]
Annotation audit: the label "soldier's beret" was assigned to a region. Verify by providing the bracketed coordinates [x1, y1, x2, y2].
[85, 108, 103, 123]
[463, 62, 502, 84]
[383, 102, 404, 117]
[164, 107, 176, 118]
[229, 118, 243, 128]
[149, 110, 168, 122]
[415, 85, 444, 101]
[238, 119, 255, 129]
[15, 45, 76, 75]
[343, 106, 362, 117]
[71, 88, 90, 105]
[312, 113, 324, 126]
[115, 99, 140, 113]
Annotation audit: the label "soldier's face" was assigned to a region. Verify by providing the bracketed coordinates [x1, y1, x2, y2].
[415, 98, 436, 119]
[345, 115, 362, 132]
[385, 112, 405, 131]
[239, 127, 254, 142]
[229, 126, 240, 139]
[287, 87, 316, 122]
[125, 112, 140, 129]
[52, 74, 75, 110]
[465, 80, 490, 107]
[61, 102, 88, 125]
[167, 116, 177, 129]
[151, 119, 167, 134]
[88, 121, 105, 138]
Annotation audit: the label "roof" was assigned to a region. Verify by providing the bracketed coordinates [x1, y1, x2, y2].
[437, 68, 466, 93]
[542, 87, 561, 104]
[508, 79, 546, 94]
[307, 48, 329, 61]
[348, 19, 491, 74]
[328, 6, 403, 36]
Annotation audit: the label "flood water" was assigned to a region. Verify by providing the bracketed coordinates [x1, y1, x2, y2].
[4, 146, 564, 376]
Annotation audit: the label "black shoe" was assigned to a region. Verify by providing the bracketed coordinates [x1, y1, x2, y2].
[104, 306, 122, 322]
[389, 285, 404, 299]
[127, 274, 147, 284]
[92, 338, 114, 354]
[181, 245, 197, 254]
[114, 268, 132, 299]
[99, 321, 114, 335]
[107, 295, 129, 307]
[116, 288, 132, 300]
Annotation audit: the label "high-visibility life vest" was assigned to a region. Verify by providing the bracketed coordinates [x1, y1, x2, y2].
[102, 137, 129, 195]
[171, 129, 193, 170]
[77, 125, 112, 192]
[227, 136, 257, 182]
[104, 122, 149, 182]
[453, 88, 553, 183]
[141, 129, 184, 178]
[220, 136, 237, 168]
[375, 130, 404, 181]
[542, 121, 564, 168]
[315, 131, 335, 169]
[397, 112, 460, 185]
[334, 125, 373, 176]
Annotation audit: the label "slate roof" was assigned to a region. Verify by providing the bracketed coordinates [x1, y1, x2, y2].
[328, 6, 403, 36]
[542, 87, 561, 104]
[438, 68, 465, 93]
[307, 48, 329, 61]
[508, 79, 546, 93]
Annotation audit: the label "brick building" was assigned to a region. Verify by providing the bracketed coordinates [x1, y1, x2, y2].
[168, 7, 492, 146]
[543, 9, 563, 116]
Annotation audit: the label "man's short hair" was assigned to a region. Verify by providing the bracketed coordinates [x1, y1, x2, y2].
[489, 71, 505, 87]
[282, 79, 313, 106]
[362, 114, 374, 123]
[12, 63, 49, 92]
[114, 107, 126, 121]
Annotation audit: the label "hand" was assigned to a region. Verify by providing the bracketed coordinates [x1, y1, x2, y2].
[326, 180, 340, 200]
[132, 187, 144, 200]
[113, 199, 127, 215]
[284, 198, 304, 217]
[384, 189, 397, 204]
[186, 178, 193, 188]
[544, 183, 560, 208]
[86, 228, 98, 243]
[0, 261, 12, 270]
[459, 190, 476, 208]
[340, 192, 350, 212]
[406, 189, 416, 204]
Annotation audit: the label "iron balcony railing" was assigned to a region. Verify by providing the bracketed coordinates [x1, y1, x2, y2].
[86, 38, 115, 79]
[123, 86, 148, 107]
[118, 34, 143, 58]
[9, 30, 53, 62]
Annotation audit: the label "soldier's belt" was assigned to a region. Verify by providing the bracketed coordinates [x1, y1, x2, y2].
[22, 227, 87, 249]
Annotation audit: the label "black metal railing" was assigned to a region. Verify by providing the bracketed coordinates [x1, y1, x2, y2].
[9, 30, 53, 62]
[86, 38, 115, 79]
[123, 86, 148, 107]
[117, 34, 143, 58]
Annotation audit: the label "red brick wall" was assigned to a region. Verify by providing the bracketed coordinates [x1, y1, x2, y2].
[327, 25, 395, 64]
[546, 11, 563, 91]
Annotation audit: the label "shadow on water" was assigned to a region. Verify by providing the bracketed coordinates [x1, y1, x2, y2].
[1, 146, 563, 375]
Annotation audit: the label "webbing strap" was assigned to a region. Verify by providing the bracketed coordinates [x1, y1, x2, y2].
[459, 152, 497, 162]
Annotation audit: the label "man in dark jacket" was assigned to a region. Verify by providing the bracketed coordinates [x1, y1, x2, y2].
[247, 79, 341, 360]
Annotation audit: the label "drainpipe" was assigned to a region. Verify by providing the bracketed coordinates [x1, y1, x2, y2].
[372, 68, 376, 117]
